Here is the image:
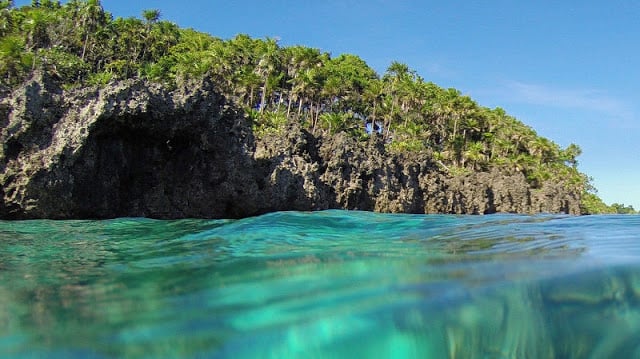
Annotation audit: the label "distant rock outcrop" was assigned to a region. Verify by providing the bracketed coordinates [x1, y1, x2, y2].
[0, 73, 581, 219]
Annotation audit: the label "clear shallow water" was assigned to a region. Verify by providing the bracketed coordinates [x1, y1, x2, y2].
[1, 211, 640, 358]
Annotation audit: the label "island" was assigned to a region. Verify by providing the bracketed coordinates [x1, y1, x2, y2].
[0, 0, 623, 219]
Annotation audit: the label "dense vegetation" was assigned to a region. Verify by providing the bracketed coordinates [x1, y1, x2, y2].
[0, 0, 628, 214]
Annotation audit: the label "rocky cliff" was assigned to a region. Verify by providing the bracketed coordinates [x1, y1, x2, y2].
[0, 73, 581, 219]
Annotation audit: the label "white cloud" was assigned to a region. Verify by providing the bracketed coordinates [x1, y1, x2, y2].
[504, 81, 633, 121]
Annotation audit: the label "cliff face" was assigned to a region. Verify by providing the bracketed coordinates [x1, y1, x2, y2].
[255, 126, 580, 215]
[0, 74, 581, 219]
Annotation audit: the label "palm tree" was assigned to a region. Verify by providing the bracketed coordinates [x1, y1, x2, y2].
[363, 78, 384, 134]
[142, 9, 160, 24]
[146, 20, 179, 61]
[0, 35, 30, 85]
[464, 141, 486, 170]
[382, 61, 413, 138]
[321, 75, 342, 111]
[0, 0, 14, 37]
[79, 0, 106, 61]
[292, 67, 320, 121]
[236, 68, 261, 107]
[108, 17, 146, 78]
[561, 143, 581, 168]
[320, 112, 349, 135]
[430, 94, 456, 150]
[526, 136, 549, 164]
[21, 5, 54, 52]
[255, 37, 281, 113]
[282, 45, 323, 117]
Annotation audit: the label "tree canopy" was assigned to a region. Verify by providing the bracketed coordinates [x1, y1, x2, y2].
[0, 0, 622, 214]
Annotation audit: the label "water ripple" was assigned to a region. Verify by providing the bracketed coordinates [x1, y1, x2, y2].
[2, 211, 640, 357]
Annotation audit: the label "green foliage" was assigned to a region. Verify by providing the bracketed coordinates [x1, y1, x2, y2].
[252, 109, 288, 138]
[387, 138, 426, 154]
[37, 47, 89, 82]
[577, 177, 636, 214]
[610, 203, 638, 214]
[580, 192, 615, 215]
[318, 111, 365, 135]
[448, 165, 472, 177]
[86, 70, 112, 86]
[142, 9, 160, 23]
[0, 1, 604, 213]
[0, 35, 31, 84]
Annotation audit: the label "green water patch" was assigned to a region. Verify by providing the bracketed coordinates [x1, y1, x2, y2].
[1, 212, 640, 357]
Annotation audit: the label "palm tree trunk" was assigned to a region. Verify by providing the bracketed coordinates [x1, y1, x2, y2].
[81, 33, 89, 61]
[371, 101, 377, 134]
[248, 86, 255, 108]
[259, 83, 267, 113]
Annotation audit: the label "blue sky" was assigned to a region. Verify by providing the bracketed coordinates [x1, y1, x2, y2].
[16, 1, 640, 208]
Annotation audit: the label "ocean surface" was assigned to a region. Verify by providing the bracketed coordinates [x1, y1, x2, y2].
[1, 211, 640, 358]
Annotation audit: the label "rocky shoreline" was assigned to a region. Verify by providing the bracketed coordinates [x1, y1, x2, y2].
[0, 73, 581, 219]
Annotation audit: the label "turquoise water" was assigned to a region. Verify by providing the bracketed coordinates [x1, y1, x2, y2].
[1, 211, 640, 358]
